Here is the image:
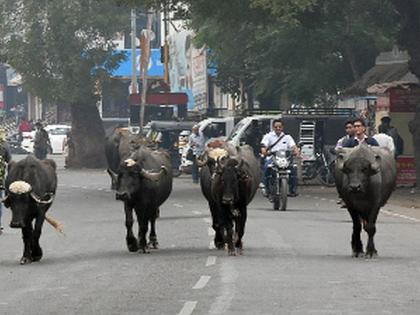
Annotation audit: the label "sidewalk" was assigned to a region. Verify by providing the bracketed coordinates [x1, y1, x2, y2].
[388, 186, 420, 209]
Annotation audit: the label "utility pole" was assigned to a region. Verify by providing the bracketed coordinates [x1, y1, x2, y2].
[139, 11, 154, 133]
[163, 2, 170, 85]
[130, 9, 137, 97]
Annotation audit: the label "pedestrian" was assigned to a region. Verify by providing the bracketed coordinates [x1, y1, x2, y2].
[342, 118, 379, 148]
[260, 119, 300, 197]
[188, 125, 206, 184]
[33, 121, 51, 160]
[335, 119, 355, 151]
[378, 116, 404, 157]
[0, 128, 11, 234]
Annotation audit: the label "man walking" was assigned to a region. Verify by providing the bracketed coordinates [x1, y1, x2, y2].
[0, 128, 11, 234]
[33, 122, 51, 160]
[342, 118, 379, 148]
[188, 125, 206, 184]
[335, 119, 355, 150]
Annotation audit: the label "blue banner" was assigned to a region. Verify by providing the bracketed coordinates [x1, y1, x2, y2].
[111, 49, 164, 78]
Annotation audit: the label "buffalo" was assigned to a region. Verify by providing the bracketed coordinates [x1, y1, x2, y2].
[2, 155, 57, 264]
[199, 144, 260, 255]
[108, 146, 172, 253]
[335, 144, 396, 257]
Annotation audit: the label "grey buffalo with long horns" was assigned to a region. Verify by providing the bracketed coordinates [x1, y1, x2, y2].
[108, 146, 172, 253]
[2, 155, 57, 264]
[199, 144, 260, 255]
[335, 144, 396, 258]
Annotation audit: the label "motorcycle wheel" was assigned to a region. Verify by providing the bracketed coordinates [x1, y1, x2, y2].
[279, 178, 288, 211]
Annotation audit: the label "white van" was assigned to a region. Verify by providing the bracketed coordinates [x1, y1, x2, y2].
[227, 114, 282, 146]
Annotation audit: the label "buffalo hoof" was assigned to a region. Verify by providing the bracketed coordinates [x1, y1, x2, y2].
[32, 247, 43, 262]
[140, 247, 151, 254]
[214, 241, 224, 250]
[148, 240, 159, 249]
[126, 237, 139, 252]
[235, 247, 243, 255]
[352, 251, 364, 258]
[20, 256, 32, 265]
[365, 250, 378, 259]
[228, 249, 237, 256]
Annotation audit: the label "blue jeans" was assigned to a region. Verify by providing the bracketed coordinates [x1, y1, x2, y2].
[262, 157, 298, 194]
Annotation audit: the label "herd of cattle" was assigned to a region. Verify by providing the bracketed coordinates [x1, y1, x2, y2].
[1, 128, 397, 264]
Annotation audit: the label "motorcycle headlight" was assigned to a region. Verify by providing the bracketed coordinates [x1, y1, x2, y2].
[275, 157, 289, 168]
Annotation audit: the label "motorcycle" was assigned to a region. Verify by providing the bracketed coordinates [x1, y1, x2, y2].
[264, 150, 293, 211]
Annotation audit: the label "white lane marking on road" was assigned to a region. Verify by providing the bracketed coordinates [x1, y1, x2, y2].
[209, 260, 237, 314]
[0, 302, 8, 305]
[321, 198, 327, 201]
[208, 227, 215, 236]
[382, 210, 420, 223]
[178, 301, 197, 315]
[174, 203, 184, 208]
[209, 241, 215, 250]
[329, 199, 336, 203]
[193, 275, 211, 289]
[203, 217, 212, 224]
[192, 210, 202, 215]
[206, 256, 217, 266]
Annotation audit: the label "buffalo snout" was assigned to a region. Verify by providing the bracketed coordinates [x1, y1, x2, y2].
[222, 195, 234, 205]
[349, 184, 363, 193]
[116, 192, 129, 201]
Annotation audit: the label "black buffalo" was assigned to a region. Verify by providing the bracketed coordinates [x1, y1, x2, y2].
[199, 145, 260, 255]
[335, 144, 396, 257]
[108, 146, 172, 253]
[2, 155, 57, 264]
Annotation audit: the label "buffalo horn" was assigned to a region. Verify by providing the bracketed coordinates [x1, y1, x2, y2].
[30, 192, 55, 204]
[140, 166, 167, 181]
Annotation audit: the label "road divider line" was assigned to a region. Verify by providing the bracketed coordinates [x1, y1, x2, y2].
[382, 209, 420, 223]
[209, 241, 215, 250]
[193, 275, 211, 289]
[178, 301, 197, 315]
[206, 256, 217, 266]
[192, 211, 202, 215]
[173, 203, 184, 208]
[208, 227, 215, 236]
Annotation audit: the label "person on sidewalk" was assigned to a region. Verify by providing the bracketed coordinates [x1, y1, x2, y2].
[188, 125, 206, 184]
[0, 128, 11, 234]
[260, 119, 300, 197]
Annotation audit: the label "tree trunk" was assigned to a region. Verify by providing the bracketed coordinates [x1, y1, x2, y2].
[67, 102, 106, 168]
[393, 0, 420, 186]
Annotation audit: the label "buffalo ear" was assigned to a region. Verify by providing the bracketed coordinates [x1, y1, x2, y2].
[370, 155, 381, 175]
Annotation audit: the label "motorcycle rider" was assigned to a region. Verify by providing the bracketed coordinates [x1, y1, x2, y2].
[260, 119, 300, 197]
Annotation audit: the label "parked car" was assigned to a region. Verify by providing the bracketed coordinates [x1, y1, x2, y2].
[20, 124, 71, 154]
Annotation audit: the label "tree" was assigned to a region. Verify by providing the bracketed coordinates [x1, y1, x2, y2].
[0, 0, 129, 168]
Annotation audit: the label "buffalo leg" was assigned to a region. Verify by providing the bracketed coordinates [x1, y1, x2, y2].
[31, 215, 45, 262]
[364, 211, 379, 258]
[221, 206, 235, 255]
[136, 209, 150, 254]
[124, 202, 138, 252]
[210, 203, 224, 249]
[20, 224, 33, 265]
[148, 209, 159, 249]
[234, 207, 247, 255]
[348, 209, 363, 257]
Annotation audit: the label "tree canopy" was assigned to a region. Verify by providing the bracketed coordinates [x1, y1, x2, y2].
[0, 0, 129, 105]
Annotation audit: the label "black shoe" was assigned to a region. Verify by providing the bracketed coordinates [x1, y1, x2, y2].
[288, 192, 299, 197]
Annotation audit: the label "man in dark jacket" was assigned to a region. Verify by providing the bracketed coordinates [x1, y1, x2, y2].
[33, 122, 51, 160]
[342, 118, 379, 148]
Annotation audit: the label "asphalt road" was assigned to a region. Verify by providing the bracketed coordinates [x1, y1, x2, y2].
[1, 155, 420, 314]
